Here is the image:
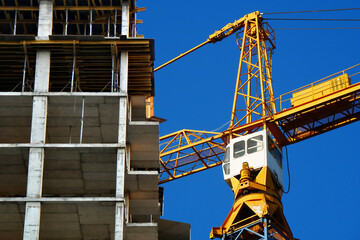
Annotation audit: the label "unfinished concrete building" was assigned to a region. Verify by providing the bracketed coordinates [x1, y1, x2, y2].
[0, 0, 165, 239]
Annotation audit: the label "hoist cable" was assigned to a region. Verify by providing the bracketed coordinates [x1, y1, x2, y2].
[283, 145, 291, 194]
[264, 18, 360, 21]
[262, 8, 360, 15]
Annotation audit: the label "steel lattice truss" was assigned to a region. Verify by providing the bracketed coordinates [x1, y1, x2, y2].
[159, 130, 227, 184]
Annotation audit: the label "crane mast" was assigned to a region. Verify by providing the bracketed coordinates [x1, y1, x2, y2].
[229, 12, 276, 130]
[208, 12, 293, 240]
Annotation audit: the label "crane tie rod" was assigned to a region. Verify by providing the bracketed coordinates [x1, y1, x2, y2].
[154, 40, 210, 72]
[262, 8, 360, 15]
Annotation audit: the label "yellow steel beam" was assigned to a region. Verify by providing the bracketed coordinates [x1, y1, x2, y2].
[154, 40, 210, 72]
[160, 130, 224, 157]
[154, 11, 262, 72]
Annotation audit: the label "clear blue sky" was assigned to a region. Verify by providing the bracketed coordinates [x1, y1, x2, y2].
[138, 1, 360, 239]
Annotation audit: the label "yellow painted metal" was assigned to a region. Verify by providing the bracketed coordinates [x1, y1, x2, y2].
[274, 81, 360, 121]
[154, 12, 262, 72]
[154, 41, 210, 72]
[291, 73, 351, 107]
[155, 10, 360, 240]
[229, 12, 276, 133]
[277, 63, 360, 111]
[159, 129, 227, 183]
[159, 73, 360, 183]
[210, 165, 293, 239]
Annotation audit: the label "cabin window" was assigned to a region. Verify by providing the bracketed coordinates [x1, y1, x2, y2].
[268, 136, 283, 168]
[233, 140, 245, 158]
[247, 135, 263, 154]
[223, 163, 230, 175]
[223, 148, 230, 174]
[223, 147, 230, 163]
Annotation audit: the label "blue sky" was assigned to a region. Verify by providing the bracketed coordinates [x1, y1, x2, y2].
[138, 1, 360, 239]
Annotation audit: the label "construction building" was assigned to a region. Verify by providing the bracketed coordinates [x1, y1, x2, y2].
[0, 1, 191, 239]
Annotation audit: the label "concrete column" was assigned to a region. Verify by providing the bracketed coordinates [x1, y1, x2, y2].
[121, 0, 130, 37]
[34, 51, 51, 92]
[119, 52, 128, 93]
[118, 98, 127, 145]
[37, 0, 53, 38]
[115, 202, 125, 240]
[120, 1, 129, 94]
[23, 1, 53, 239]
[23, 202, 42, 239]
[114, 149, 126, 239]
[115, 2, 130, 238]
[26, 148, 45, 197]
[114, 97, 127, 239]
[116, 149, 126, 198]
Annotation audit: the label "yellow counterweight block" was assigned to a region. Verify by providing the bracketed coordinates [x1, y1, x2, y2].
[210, 165, 294, 240]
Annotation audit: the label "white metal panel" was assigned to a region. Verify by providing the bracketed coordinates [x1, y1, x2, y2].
[222, 129, 284, 187]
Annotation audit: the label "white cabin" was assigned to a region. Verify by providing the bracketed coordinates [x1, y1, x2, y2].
[222, 129, 284, 187]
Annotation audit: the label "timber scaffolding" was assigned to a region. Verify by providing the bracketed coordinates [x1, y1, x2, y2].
[0, 1, 188, 240]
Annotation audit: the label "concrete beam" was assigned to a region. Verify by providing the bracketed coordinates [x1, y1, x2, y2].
[0, 143, 125, 148]
[0, 92, 127, 97]
[0, 197, 124, 202]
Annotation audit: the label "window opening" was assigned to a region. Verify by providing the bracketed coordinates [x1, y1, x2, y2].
[247, 135, 263, 154]
[223, 147, 230, 175]
[223, 147, 230, 163]
[268, 136, 283, 168]
[233, 140, 245, 158]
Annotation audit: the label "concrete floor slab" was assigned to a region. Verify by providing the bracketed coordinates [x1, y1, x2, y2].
[0, 148, 28, 196]
[125, 223, 158, 240]
[46, 96, 120, 144]
[0, 96, 32, 143]
[126, 171, 158, 192]
[158, 219, 191, 240]
[0, 203, 24, 239]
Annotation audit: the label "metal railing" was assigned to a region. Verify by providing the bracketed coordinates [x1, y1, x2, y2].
[272, 63, 360, 112]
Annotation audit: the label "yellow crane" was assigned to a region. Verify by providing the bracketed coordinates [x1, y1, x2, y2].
[156, 11, 360, 239]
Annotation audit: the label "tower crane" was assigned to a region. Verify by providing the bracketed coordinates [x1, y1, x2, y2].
[156, 11, 360, 240]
